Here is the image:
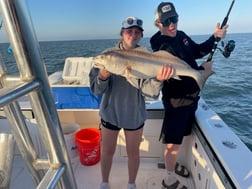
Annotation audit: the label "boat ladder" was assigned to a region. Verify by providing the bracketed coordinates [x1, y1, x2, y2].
[0, 0, 77, 188]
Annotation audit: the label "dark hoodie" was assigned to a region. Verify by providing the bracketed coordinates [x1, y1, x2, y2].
[150, 30, 216, 109]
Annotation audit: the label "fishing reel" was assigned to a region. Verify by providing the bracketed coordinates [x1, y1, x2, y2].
[218, 40, 236, 58]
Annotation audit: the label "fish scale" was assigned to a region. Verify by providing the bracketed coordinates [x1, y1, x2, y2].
[93, 49, 208, 89]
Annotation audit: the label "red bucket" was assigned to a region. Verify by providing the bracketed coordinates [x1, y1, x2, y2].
[75, 128, 101, 166]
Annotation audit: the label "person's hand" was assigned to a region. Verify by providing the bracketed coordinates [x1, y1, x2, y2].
[156, 64, 174, 81]
[214, 22, 228, 39]
[98, 69, 110, 80]
[200, 61, 214, 80]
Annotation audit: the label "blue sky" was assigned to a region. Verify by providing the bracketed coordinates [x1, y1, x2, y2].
[1, 0, 252, 41]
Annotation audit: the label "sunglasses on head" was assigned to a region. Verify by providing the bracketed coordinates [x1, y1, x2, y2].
[126, 18, 143, 27]
[162, 16, 178, 27]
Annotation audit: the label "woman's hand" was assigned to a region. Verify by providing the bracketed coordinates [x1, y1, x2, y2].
[98, 69, 111, 81]
[156, 64, 174, 81]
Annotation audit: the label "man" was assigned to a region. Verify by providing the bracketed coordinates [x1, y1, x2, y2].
[150, 2, 228, 189]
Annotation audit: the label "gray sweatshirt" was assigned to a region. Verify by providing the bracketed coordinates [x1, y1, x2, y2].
[89, 45, 163, 129]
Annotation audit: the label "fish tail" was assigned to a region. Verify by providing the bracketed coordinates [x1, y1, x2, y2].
[198, 70, 215, 90]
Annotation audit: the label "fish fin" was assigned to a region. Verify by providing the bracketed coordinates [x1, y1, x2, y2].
[125, 66, 130, 78]
[153, 50, 177, 58]
[134, 46, 150, 52]
[124, 65, 137, 80]
[152, 50, 189, 66]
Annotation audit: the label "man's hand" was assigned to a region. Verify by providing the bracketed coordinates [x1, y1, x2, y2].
[156, 64, 174, 81]
[214, 22, 228, 39]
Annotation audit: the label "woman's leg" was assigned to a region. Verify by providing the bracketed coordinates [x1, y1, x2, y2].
[124, 127, 143, 184]
[100, 126, 119, 183]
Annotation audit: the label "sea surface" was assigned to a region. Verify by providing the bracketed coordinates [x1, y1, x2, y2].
[0, 33, 251, 150]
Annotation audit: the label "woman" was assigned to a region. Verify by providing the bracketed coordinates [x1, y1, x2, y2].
[150, 2, 228, 189]
[89, 16, 173, 189]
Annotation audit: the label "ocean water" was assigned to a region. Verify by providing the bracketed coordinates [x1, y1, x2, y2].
[0, 33, 251, 150]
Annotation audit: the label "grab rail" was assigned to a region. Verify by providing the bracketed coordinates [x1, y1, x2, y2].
[0, 0, 77, 188]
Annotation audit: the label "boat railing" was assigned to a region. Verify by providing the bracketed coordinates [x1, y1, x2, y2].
[0, 0, 77, 188]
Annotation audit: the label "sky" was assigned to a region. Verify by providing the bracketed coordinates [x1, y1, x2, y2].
[1, 0, 252, 42]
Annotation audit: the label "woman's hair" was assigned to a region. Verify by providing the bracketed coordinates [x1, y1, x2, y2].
[120, 28, 143, 37]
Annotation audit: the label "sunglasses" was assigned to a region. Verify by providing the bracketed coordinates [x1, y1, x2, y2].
[162, 16, 178, 27]
[126, 18, 143, 27]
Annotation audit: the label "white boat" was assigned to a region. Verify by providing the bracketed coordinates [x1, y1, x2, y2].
[0, 1, 251, 189]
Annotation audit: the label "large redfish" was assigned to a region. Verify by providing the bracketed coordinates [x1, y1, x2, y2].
[93, 49, 208, 89]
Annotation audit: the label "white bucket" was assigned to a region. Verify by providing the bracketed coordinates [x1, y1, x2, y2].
[61, 123, 80, 159]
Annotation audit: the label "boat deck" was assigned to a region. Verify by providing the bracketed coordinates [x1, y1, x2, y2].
[11, 154, 195, 189]
[3, 106, 196, 189]
[3, 100, 252, 189]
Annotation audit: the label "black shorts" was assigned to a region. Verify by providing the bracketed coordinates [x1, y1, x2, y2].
[160, 104, 197, 144]
[101, 119, 144, 131]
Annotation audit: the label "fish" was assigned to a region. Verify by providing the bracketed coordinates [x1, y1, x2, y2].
[92, 49, 208, 89]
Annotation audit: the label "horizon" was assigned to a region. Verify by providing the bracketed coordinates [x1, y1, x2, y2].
[1, 32, 250, 44]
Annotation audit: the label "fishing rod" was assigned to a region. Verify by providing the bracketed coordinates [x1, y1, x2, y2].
[207, 0, 235, 61]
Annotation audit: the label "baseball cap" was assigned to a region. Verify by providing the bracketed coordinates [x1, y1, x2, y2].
[122, 16, 144, 31]
[155, 2, 178, 23]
